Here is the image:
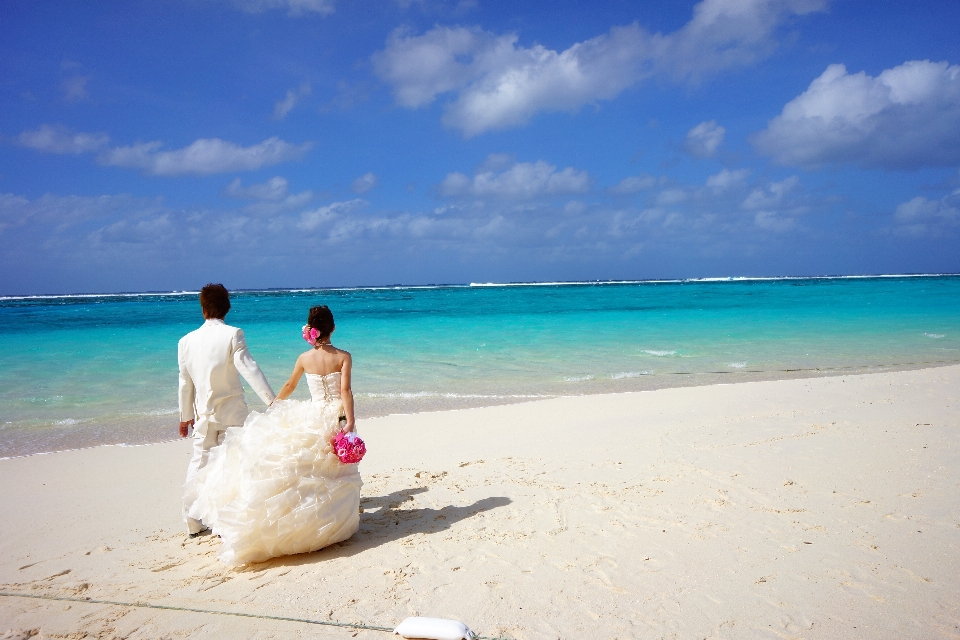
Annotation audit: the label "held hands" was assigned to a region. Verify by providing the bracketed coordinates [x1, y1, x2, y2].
[179, 420, 195, 438]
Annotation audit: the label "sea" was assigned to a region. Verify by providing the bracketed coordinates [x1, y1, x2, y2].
[1, 275, 958, 458]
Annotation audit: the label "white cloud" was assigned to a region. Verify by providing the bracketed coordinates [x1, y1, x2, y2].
[0, 192, 165, 238]
[741, 176, 800, 210]
[740, 176, 805, 232]
[273, 81, 311, 119]
[224, 176, 291, 200]
[17, 125, 109, 154]
[97, 213, 175, 244]
[0, 173, 877, 294]
[655, 0, 826, 79]
[439, 159, 592, 199]
[373, 0, 826, 135]
[610, 172, 812, 236]
[609, 173, 656, 195]
[683, 120, 725, 158]
[100, 137, 311, 176]
[223, 176, 313, 215]
[62, 75, 91, 102]
[705, 168, 751, 190]
[16, 127, 310, 175]
[563, 200, 588, 216]
[614, 172, 804, 235]
[395, 0, 478, 12]
[371, 25, 486, 109]
[753, 210, 796, 232]
[753, 60, 960, 169]
[351, 172, 379, 194]
[895, 195, 959, 223]
[476, 153, 515, 173]
[894, 192, 960, 236]
[233, 0, 334, 16]
[0, 193, 28, 231]
[299, 199, 365, 231]
[656, 189, 689, 205]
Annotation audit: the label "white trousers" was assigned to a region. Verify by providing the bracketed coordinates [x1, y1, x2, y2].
[182, 418, 237, 534]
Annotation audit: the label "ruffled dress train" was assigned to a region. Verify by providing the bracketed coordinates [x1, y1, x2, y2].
[186, 372, 362, 566]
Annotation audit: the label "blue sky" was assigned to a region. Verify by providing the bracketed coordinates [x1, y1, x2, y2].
[1, 0, 959, 294]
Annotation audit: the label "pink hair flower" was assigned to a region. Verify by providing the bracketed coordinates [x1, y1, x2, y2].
[302, 324, 317, 346]
[333, 431, 366, 464]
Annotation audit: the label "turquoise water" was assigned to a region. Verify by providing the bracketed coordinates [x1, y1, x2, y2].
[1, 276, 958, 457]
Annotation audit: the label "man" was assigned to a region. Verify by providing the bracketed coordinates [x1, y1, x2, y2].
[178, 283, 275, 537]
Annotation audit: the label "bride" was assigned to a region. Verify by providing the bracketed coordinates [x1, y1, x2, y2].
[186, 305, 363, 566]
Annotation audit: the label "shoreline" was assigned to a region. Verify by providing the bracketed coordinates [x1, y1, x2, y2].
[1, 364, 958, 638]
[4, 357, 958, 460]
[5, 275, 958, 461]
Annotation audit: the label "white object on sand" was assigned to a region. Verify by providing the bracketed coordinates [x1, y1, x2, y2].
[394, 617, 477, 640]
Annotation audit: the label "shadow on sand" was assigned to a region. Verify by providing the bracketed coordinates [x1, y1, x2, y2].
[241, 487, 511, 570]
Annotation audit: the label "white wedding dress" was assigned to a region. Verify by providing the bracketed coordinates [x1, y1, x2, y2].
[186, 372, 362, 566]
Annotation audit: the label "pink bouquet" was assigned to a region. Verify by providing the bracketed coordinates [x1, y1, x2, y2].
[333, 431, 366, 464]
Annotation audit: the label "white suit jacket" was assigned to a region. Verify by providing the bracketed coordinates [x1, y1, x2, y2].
[178, 319, 275, 426]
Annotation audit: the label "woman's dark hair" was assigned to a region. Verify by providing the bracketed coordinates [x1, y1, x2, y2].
[200, 283, 231, 319]
[307, 305, 335, 342]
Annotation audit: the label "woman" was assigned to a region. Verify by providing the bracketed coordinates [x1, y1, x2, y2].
[187, 305, 362, 566]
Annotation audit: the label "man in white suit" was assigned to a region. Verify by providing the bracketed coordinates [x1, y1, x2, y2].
[178, 283, 276, 536]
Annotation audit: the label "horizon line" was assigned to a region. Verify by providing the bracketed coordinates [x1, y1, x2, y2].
[1, 272, 958, 301]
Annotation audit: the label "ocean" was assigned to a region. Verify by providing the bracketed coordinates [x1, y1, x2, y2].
[1, 275, 958, 458]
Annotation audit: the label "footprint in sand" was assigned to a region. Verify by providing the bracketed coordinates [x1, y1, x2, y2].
[42, 569, 71, 581]
[151, 561, 185, 572]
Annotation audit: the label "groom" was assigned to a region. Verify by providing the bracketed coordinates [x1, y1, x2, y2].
[178, 283, 276, 536]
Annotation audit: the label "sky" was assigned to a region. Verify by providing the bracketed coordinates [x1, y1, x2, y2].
[1, 0, 959, 294]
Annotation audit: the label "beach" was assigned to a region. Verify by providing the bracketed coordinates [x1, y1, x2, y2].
[2, 364, 958, 639]
[4, 0, 959, 635]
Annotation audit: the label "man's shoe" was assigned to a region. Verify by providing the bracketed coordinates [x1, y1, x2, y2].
[188, 527, 211, 539]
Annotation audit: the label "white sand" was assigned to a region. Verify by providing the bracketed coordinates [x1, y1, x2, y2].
[1, 366, 959, 639]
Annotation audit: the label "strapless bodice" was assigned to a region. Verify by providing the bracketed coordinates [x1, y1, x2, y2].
[306, 372, 342, 403]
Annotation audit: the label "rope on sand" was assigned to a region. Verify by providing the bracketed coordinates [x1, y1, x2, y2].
[0, 591, 510, 640]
